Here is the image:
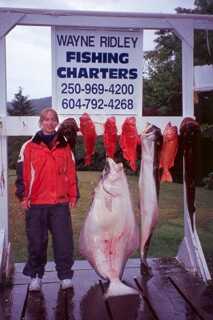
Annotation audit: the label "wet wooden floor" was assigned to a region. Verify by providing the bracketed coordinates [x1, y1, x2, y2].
[0, 258, 213, 320]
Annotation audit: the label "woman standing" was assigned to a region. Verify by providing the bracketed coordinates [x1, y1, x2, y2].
[15, 108, 78, 291]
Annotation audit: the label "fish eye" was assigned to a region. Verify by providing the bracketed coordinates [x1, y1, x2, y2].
[103, 161, 110, 178]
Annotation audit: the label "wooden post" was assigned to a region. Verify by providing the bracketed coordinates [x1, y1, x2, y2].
[176, 22, 211, 281]
[0, 36, 8, 244]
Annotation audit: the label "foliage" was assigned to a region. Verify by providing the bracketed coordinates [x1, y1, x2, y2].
[7, 87, 36, 116]
[143, 0, 213, 120]
[7, 88, 36, 169]
[203, 172, 213, 189]
[8, 136, 31, 169]
[201, 124, 213, 140]
[143, 30, 182, 116]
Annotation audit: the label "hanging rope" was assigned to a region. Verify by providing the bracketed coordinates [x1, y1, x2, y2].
[206, 29, 211, 58]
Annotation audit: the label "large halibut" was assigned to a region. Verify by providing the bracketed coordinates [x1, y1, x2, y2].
[79, 158, 138, 297]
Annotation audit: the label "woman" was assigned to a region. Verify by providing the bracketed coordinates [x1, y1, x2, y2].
[15, 108, 78, 291]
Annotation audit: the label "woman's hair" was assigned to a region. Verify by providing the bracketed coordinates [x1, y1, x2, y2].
[39, 107, 59, 126]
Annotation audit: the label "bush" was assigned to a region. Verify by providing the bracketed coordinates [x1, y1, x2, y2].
[203, 172, 213, 190]
[8, 136, 31, 169]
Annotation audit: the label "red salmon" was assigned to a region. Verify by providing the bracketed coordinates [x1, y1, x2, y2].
[119, 117, 139, 171]
[104, 116, 118, 159]
[160, 122, 178, 182]
[80, 113, 96, 166]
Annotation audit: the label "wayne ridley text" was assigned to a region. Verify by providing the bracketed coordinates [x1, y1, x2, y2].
[56, 34, 140, 80]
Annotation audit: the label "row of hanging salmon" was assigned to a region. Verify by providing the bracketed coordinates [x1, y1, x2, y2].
[60, 113, 200, 184]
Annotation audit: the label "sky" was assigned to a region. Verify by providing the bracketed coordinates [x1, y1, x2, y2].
[0, 0, 195, 100]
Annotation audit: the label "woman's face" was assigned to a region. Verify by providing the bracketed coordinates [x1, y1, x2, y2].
[41, 111, 58, 134]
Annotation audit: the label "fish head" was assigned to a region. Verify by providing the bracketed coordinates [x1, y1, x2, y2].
[104, 116, 117, 134]
[180, 117, 201, 143]
[54, 118, 79, 149]
[80, 113, 92, 130]
[58, 118, 79, 140]
[122, 117, 136, 133]
[103, 158, 123, 180]
[142, 123, 162, 142]
[164, 123, 178, 141]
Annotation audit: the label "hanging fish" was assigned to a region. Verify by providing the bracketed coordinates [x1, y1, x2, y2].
[56, 117, 79, 151]
[79, 158, 139, 298]
[80, 113, 97, 166]
[119, 117, 139, 171]
[160, 122, 178, 182]
[104, 116, 118, 159]
[179, 117, 201, 231]
[139, 123, 162, 274]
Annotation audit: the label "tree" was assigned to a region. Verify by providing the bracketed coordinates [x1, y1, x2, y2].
[176, 0, 213, 65]
[7, 88, 34, 169]
[181, 0, 213, 124]
[143, 0, 213, 121]
[7, 87, 35, 116]
[143, 30, 182, 116]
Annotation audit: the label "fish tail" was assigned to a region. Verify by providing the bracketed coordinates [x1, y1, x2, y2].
[161, 169, 173, 182]
[104, 279, 138, 298]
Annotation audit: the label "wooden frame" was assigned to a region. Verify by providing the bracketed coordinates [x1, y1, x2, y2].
[0, 7, 213, 282]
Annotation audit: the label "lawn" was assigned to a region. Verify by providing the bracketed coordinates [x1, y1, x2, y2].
[8, 170, 213, 276]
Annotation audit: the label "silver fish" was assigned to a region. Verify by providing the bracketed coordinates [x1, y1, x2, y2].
[79, 158, 139, 298]
[139, 123, 162, 274]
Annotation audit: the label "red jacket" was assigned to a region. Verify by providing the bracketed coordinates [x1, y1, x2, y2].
[16, 132, 78, 205]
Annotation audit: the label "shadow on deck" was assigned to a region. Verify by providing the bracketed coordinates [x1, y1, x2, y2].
[0, 258, 213, 319]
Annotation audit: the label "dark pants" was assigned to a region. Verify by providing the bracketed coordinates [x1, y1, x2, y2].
[23, 203, 74, 280]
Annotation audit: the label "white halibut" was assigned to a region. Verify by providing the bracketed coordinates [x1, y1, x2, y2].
[79, 158, 139, 298]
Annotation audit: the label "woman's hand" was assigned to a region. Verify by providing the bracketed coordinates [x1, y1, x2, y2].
[21, 199, 31, 210]
[70, 198, 77, 209]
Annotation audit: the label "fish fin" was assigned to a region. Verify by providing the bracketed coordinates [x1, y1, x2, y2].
[161, 170, 173, 182]
[105, 279, 138, 298]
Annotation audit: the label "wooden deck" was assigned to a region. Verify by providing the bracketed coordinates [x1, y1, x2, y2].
[0, 258, 213, 320]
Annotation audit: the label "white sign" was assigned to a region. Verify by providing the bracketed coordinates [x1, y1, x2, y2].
[52, 27, 143, 115]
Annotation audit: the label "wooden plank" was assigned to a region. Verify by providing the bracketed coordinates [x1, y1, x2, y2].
[125, 258, 200, 320]
[23, 268, 109, 320]
[135, 275, 201, 320]
[13, 262, 109, 319]
[9, 259, 213, 320]
[106, 293, 144, 320]
[0, 301, 5, 320]
[169, 275, 213, 320]
[0, 284, 29, 320]
[71, 269, 110, 320]
[123, 261, 162, 320]
[41, 282, 60, 320]
[146, 258, 201, 320]
[55, 288, 75, 320]
[99, 267, 156, 320]
[25, 291, 47, 320]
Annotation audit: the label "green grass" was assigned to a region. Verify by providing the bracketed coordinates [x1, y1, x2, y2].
[8, 170, 213, 275]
